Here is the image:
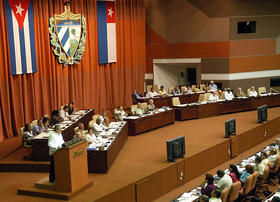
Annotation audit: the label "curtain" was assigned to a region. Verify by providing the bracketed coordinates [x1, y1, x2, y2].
[0, 0, 145, 141]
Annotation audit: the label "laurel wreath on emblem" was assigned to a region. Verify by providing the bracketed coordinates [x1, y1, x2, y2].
[49, 16, 86, 66]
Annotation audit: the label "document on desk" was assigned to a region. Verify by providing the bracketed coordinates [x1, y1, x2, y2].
[124, 116, 139, 120]
[174, 104, 188, 107]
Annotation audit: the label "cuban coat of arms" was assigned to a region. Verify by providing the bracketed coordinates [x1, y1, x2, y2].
[49, 3, 86, 65]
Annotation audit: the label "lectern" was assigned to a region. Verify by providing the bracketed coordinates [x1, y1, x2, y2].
[53, 140, 91, 192]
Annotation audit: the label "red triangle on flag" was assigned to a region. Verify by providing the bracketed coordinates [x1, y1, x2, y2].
[8, 0, 31, 30]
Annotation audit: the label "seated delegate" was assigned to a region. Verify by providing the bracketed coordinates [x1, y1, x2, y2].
[114, 106, 128, 121]
[236, 87, 247, 97]
[216, 170, 233, 191]
[132, 102, 144, 115]
[208, 91, 219, 102]
[172, 86, 181, 95]
[209, 81, 218, 91]
[158, 86, 167, 96]
[200, 173, 216, 198]
[146, 87, 159, 98]
[50, 110, 63, 126]
[147, 99, 156, 111]
[249, 86, 258, 97]
[23, 123, 35, 145]
[68, 101, 76, 115]
[60, 105, 71, 121]
[224, 89, 234, 100]
[132, 89, 143, 104]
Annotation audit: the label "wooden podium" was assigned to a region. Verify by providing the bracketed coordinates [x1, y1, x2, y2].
[54, 140, 91, 193]
[21, 140, 93, 200]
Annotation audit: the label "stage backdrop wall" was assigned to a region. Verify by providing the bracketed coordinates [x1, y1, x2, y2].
[0, 0, 145, 141]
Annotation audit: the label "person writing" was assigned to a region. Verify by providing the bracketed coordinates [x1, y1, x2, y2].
[216, 170, 233, 191]
[201, 174, 216, 198]
[48, 125, 65, 183]
[93, 117, 107, 136]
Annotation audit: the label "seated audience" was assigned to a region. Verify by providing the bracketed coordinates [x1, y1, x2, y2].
[172, 86, 181, 95]
[261, 151, 269, 167]
[23, 123, 34, 144]
[99, 110, 107, 122]
[194, 84, 202, 92]
[268, 148, 278, 167]
[209, 81, 217, 91]
[240, 164, 254, 183]
[201, 174, 216, 198]
[249, 86, 258, 97]
[209, 189, 222, 202]
[68, 101, 76, 115]
[93, 117, 107, 136]
[60, 105, 70, 121]
[33, 118, 45, 135]
[224, 89, 234, 100]
[254, 155, 265, 176]
[158, 86, 167, 96]
[209, 91, 219, 101]
[50, 110, 63, 126]
[86, 128, 97, 142]
[185, 85, 193, 94]
[236, 87, 247, 97]
[146, 87, 159, 98]
[217, 90, 224, 100]
[132, 89, 143, 104]
[199, 195, 209, 202]
[132, 102, 144, 115]
[229, 164, 240, 183]
[216, 170, 233, 191]
[115, 106, 127, 121]
[147, 99, 156, 111]
[102, 117, 110, 128]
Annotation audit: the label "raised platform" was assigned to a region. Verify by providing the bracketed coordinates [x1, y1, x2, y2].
[0, 108, 280, 201]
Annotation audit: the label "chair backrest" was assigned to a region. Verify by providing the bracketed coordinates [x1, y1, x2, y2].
[20, 127, 25, 137]
[81, 130, 88, 136]
[221, 187, 229, 202]
[204, 93, 211, 101]
[181, 86, 186, 93]
[141, 102, 148, 112]
[250, 171, 259, 192]
[242, 174, 253, 195]
[271, 155, 280, 173]
[168, 87, 173, 94]
[262, 165, 270, 180]
[146, 85, 153, 92]
[228, 181, 241, 201]
[131, 105, 137, 114]
[44, 114, 49, 118]
[88, 120, 95, 128]
[247, 89, 250, 96]
[172, 97, 181, 106]
[153, 84, 159, 92]
[74, 126, 79, 133]
[60, 105, 65, 111]
[200, 84, 206, 90]
[258, 87, 266, 95]
[31, 120, 38, 125]
[92, 115, 101, 123]
[198, 94, 205, 102]
[191, 85, 196, 90]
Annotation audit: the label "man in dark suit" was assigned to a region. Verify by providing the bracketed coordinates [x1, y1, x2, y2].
[132, 89, 143, 104]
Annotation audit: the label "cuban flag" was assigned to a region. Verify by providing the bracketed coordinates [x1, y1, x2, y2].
[5, 0, 37, 75]
[97, 0, 117, 64]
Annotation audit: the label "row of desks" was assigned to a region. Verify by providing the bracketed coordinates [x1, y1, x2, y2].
[174, 94, 280, 121]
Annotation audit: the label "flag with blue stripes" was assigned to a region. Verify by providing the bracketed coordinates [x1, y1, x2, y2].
[6, 0, 37, 75]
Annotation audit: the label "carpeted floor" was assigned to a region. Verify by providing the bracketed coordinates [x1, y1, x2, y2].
[0, 107, 280, 202]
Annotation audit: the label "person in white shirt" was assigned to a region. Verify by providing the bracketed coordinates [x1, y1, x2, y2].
[86, 128, 97, 143]
[254, 155, 265, 176]
[261, 151, 269, 167]
[93, 117, 107, 136]
[60, 105, 70, 121]
[23, 123, 34, 145]
[224, 89, 234, 100]
[216, 170, 233, 191]
[48, 125, 65, 183]
[249, 86, 258, 97]
[147, 99, 156, 111]
[115, 106, 127, 121]
[209, 189, 222, 202]
[268, 148, 278, 167]
[146, 87, 159, 98]
[209, 91, 219, 101]
[209, 81, 218, 91]
[185, 85, 193, 94]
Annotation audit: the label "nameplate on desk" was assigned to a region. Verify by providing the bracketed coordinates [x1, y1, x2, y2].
[73, 149, 84, 159]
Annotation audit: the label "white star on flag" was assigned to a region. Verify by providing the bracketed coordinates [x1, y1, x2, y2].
[15, 3, 24, 16]
[108, 7, 113, 17]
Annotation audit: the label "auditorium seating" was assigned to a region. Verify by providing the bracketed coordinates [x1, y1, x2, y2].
[180, 86, 186, 93]
[172, 97, 181, 106]
[258, 87, 267, 95]
[228, 181, 241, 201]
[204, 92, 211, 101]
[220, 187, 229, 202]
[146, 85, 153, 92]
[239, 174, 253, 197]
[153, 84, 159, 92]
[168, 87, 173, 94]
[130, 104, 137, 114]
[141, 102, 148, 111]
